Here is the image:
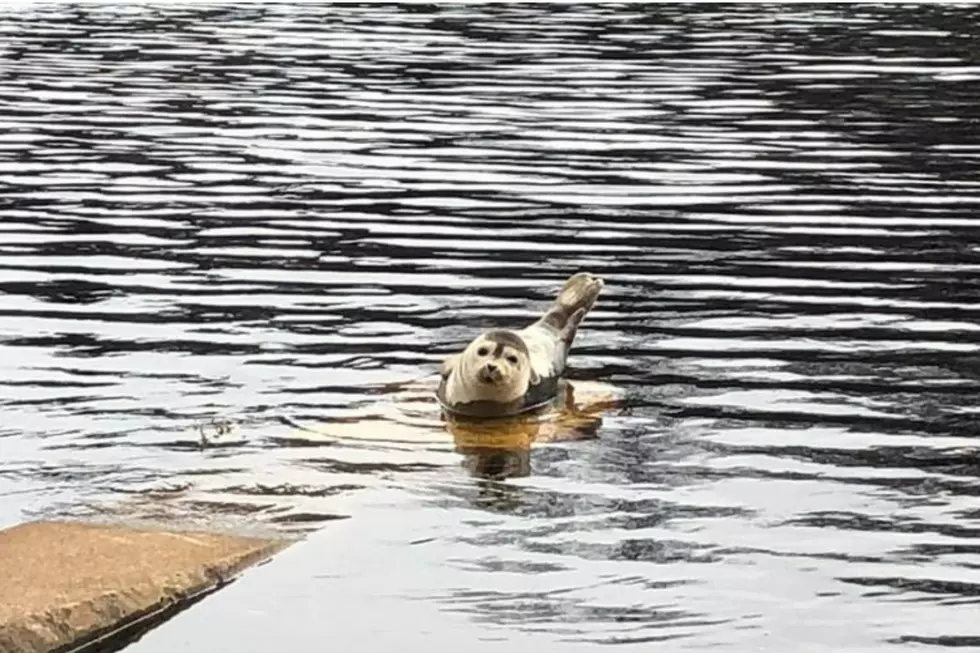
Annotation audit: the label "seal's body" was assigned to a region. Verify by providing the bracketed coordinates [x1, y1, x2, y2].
[437, 272, 604, 418]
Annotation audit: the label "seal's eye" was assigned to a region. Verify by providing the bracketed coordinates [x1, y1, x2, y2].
[477, 347, 489, 356]
[506, 354, 519, 365]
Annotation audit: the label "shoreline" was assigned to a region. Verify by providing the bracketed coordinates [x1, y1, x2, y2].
[0, 520, 292, 653]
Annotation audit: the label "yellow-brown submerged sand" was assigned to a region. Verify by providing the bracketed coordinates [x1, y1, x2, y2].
[0, 520, 288, 653]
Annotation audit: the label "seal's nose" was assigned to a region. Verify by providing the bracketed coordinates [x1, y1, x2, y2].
[478, 362, 500, 385]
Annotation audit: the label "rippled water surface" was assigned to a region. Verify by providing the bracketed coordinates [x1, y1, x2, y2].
[3, 2, 980, 650]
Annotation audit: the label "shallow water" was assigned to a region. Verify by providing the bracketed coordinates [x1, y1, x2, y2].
[3, 2, 980, 650]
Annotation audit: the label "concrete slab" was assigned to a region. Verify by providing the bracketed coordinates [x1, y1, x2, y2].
[0, 520, 289, 653]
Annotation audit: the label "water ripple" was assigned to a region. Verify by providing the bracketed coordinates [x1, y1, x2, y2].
[1, 2, 980, 651]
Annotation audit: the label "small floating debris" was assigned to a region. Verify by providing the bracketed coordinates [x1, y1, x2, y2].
[197, 417, 246, 450]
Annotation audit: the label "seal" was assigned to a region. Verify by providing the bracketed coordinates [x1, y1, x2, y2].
[436, 271, 605, 419]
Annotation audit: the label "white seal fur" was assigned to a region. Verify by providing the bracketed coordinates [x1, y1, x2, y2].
[436, 272, 604, 418]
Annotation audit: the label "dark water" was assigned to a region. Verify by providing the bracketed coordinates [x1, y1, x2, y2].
[3, 2, 980, 650]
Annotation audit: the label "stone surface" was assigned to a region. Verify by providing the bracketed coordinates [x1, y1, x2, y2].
[0, 520, 289, 653]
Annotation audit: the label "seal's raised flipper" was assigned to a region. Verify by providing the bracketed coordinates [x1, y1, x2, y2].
[560, 306, 589, 345]
[534, 272, 604, 345]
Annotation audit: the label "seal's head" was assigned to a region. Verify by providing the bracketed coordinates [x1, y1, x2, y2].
[457, 330, 538, 403]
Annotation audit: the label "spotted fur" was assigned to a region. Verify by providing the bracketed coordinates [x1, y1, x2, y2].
[437, 272, 604, 418]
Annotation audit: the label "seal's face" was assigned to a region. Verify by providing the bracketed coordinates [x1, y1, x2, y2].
[458, 330, 533, 403]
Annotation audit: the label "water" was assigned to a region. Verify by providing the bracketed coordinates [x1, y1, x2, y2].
[2, 2, 980, 650]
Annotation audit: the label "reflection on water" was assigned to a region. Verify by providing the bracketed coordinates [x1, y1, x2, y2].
[2, 2, 980, 650]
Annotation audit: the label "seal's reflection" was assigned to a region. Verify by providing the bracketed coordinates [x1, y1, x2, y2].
[463, 446, 531, 479]
[462, 449, 529, 512]
[442, 380, 612, 482]
[267, 378, 619, 507]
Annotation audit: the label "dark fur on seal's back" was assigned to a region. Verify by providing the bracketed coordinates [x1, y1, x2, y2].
[437, 272, 605, 419]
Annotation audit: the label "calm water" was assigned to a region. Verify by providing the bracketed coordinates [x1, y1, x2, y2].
[3, 2, 980, 650]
